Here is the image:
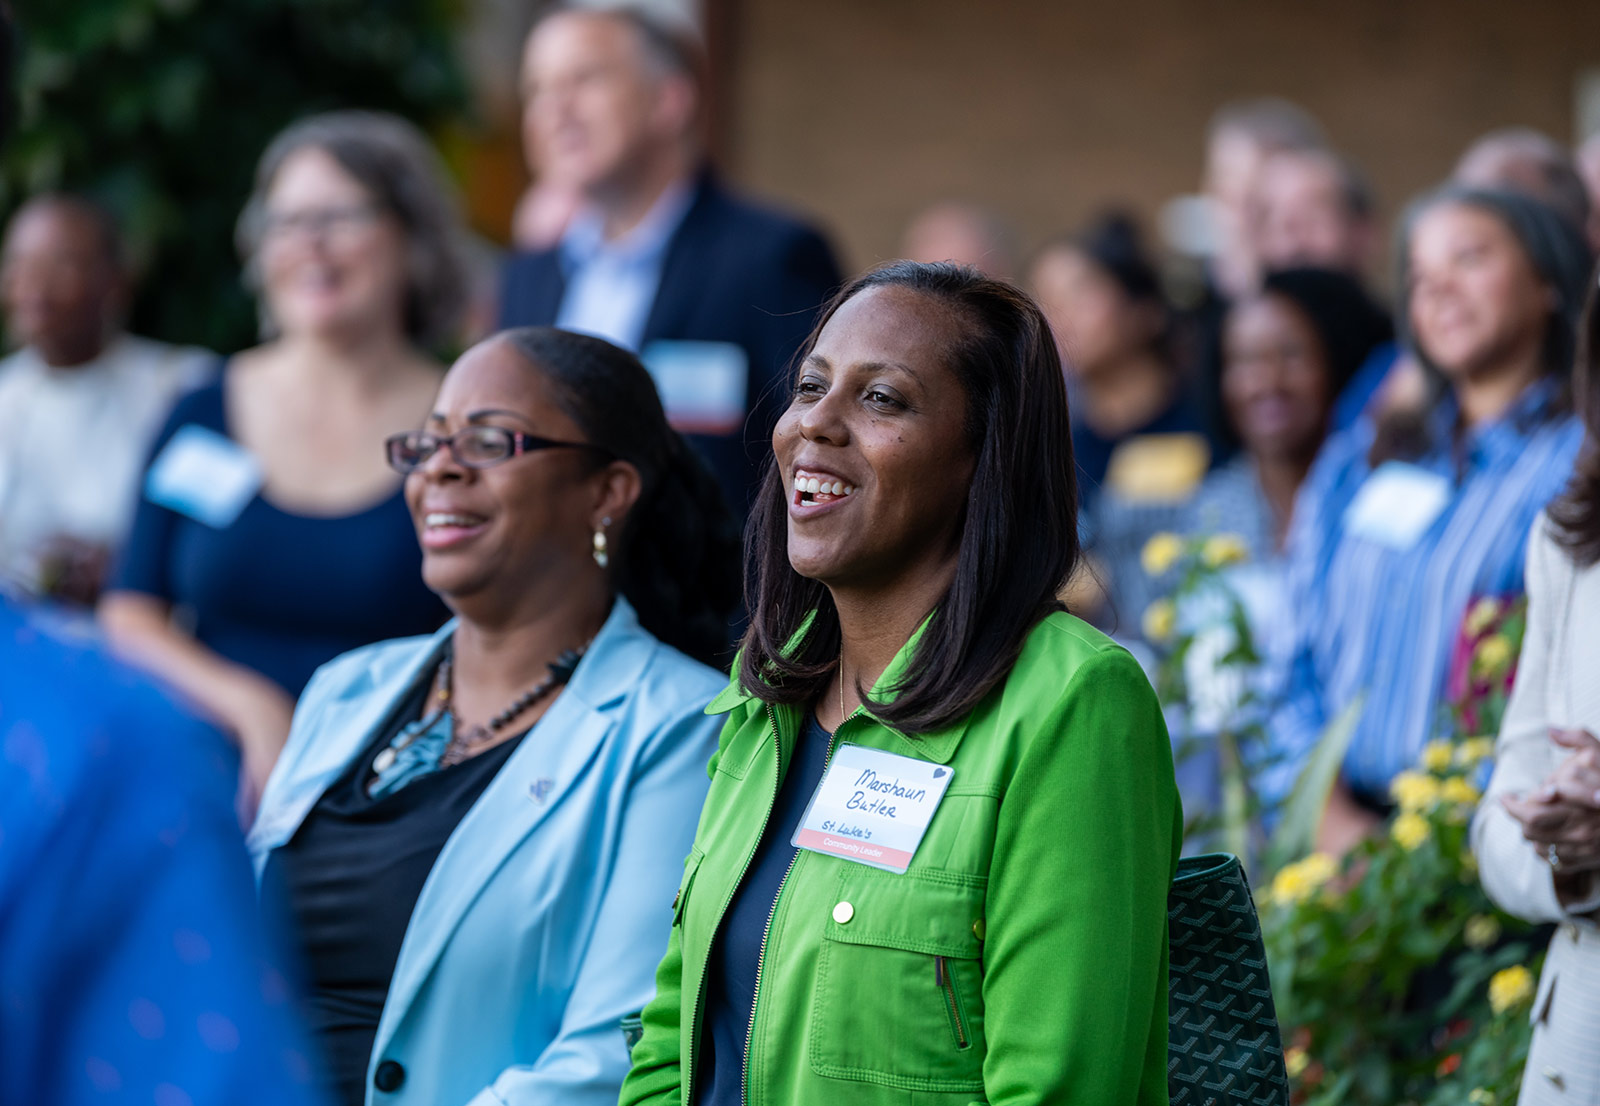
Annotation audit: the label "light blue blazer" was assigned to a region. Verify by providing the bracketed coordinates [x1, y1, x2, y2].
[247, 598, 723, 1106]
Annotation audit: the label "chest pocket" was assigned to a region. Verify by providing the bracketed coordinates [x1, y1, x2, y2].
[809, 866, 986, 1092]
[672, 848, 703, 926]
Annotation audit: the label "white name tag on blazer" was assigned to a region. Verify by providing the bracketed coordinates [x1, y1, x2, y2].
[792, 745, 955, 874]
[1342, 461, 1451, 551]
[145, 425, 264, 528]
[640, 340, 748, 436]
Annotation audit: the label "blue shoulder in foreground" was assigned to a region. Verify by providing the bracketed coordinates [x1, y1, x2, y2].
[0, 598, 325, 1106]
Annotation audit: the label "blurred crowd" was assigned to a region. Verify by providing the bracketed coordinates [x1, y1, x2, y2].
[6, 3, 1600, 1105]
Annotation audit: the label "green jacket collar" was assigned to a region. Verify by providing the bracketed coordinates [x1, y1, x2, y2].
[705, 610, 972, 765]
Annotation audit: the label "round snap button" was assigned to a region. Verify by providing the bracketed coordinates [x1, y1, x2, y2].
[972, 918, 986, 941]
[374, 1060, 406, 1092]
[832, 900, 854, 924]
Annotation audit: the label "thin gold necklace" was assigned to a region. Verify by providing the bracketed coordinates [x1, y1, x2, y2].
[838, 651, 847, 726]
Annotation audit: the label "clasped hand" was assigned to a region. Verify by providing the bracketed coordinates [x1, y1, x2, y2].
[1502, 728, 1600, 885]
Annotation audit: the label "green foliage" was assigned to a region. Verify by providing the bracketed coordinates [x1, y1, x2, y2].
[1146, 532, 1541, 1105]
[4, 0, 468, 351]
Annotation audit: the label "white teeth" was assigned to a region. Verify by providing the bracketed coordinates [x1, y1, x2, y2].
[828, 482, 842, 496]
[425, 513, 482, 528]
[805, 477, 821, 495]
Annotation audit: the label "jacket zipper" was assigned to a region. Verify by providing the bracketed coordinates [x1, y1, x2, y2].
[741, 707, 848, 1106]
[935, 955, 970, 1050]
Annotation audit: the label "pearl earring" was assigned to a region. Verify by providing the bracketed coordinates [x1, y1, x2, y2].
[592, 517, 612, 568]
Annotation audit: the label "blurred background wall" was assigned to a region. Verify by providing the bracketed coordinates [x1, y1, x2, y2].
[9, 0, 1600, 350]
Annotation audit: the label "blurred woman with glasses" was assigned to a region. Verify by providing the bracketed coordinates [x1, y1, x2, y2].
[101, 111, 462, 796]
[250, 326, 740, 1106]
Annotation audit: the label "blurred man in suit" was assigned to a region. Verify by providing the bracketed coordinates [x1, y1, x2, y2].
[501, 3, 841, 516]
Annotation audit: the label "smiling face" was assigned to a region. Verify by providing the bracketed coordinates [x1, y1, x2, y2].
[773, 284, 976, 594]
[520, 11, 690, 198]
[404, 338, 626, 614]
[1408, 202, 1551, 382]
[1223, 293, 1333, 461]
[258, 146, 411, 342]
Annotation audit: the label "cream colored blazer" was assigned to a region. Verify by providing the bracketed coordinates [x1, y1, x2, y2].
[1473, 513, 1600, 1106]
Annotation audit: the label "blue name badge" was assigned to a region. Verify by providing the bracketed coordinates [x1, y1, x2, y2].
[1342, 461, 1452, 552]
[144, 425, 264, 528]
[639, 340, 749, 436]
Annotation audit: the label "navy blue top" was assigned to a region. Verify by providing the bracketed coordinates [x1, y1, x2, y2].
[696, 714, 834, 1106]
[1071, 388, 1213, 514]
[113, 376, 448, 696]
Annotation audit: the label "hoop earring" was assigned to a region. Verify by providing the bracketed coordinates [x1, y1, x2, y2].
[592, 517, 612, 568]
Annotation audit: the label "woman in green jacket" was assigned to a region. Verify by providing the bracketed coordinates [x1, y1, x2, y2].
[621, 261, 1182, 1106]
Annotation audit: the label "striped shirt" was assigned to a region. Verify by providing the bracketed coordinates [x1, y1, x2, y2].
[1264, 378, 1583, 805]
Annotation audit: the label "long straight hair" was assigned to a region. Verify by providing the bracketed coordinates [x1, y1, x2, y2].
[1549, 269, 1600, 566]
[737, 261, 1081, 734]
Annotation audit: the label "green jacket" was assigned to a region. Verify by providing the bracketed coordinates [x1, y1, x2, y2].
[619, 611, 1181, 1106]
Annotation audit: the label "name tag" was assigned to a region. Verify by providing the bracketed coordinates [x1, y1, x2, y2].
[1343, 461, 1451, 551]
[792, 745, 955, 873]
[144, 425, 263, 528]
[640, 340, 749, 436]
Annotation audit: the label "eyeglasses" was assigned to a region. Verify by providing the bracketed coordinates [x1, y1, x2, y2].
[385, 427, 600, 473]
[260, 203, 383, 242]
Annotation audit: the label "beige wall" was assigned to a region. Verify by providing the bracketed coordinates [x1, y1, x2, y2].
[722, 0, 1600, 276]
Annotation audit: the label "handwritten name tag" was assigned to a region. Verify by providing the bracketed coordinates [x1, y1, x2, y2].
[792, 745, 955, 873]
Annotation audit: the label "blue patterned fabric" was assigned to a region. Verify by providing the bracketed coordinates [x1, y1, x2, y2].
[0, 597, 323, 1106]
[1264, 379, 1584, 806]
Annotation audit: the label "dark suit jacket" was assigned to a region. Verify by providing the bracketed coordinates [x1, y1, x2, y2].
[498, 171, 843, 517]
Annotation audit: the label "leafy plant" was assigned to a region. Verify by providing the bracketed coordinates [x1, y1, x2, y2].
[1145, 534, 1541, 1106]
[3, 0, 467, 352]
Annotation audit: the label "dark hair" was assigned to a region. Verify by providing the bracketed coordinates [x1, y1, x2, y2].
[237, 111, 470, 348]
[737, 261, 1080, 734]
[1255, 266, 1393, 400]
[1549, 267, 1600, 566]
[1455, 127, 1592, 240]
[1037, 211, 1173, 363]
[1372, 186, 1593, 466]
[499, 327, 742, 665]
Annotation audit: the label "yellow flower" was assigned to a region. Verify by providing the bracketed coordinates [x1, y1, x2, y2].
[1421, 740, 1455, 773]
[1474, 633, 1515, 679]
[1142, 599, 1177, 643]
[1464, 596, 1503, 638]
[1390, 770, 1442, 813]
[1488, 965, 1534, 1014]
[1141, 532, 1185, 577]
[1200, 532, 1250, 569]
[1441, 776, 1481, 806]
[1454, 737, 1495, 768]
[1284, 1047, 1309, 1078]
[1392, 811, 1431, 851]
[1468, 1090, 1496, 1106]
[1269, 852, 1339, 907]
[1464, 914, 1502, 949]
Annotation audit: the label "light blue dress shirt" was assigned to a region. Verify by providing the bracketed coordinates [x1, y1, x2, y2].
[247, 597, 724, 1106]
[1265, 378, 1583, 806]
[555, 183, 695, 352]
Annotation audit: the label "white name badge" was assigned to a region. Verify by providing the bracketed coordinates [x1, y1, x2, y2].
[144, 425, 264, 528]
[640, 339, 749, 436]
[1342, 461, 1451, 552]
[792, 745, 955, 873]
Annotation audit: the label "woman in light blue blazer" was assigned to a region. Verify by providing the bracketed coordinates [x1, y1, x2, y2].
[248, 327, 741, 1106]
